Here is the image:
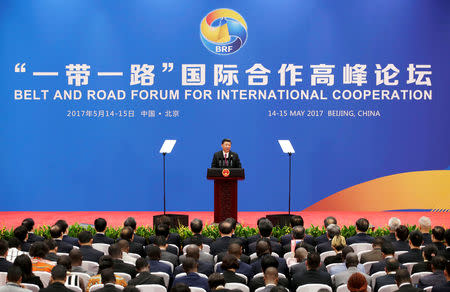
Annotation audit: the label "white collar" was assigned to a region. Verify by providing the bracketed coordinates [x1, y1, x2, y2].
[223, 151, 230, 158]
[399, 283, 411, 287]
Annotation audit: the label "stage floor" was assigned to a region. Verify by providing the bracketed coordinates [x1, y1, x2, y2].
[0, 211, 448, 228]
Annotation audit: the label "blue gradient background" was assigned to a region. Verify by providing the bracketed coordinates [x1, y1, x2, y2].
[0, 1, 449, 211]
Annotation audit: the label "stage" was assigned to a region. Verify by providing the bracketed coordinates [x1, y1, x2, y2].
[0, 211, 448, 229]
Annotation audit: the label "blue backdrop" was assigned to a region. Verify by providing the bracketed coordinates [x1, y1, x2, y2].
[1, 0, 449, 211]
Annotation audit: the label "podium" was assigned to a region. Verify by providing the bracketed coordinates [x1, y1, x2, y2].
[207, 168, 245, 223]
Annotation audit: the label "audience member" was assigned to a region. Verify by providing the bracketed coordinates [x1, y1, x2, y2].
[346, 218, 375, 244]
[374, 258, 399, 292]
[173, 257, 210, 292]
[324, 235, 347, 266]
[13, 254, 43, 288]
[29, 241, 54, 273]
[55, 220, 79, 246]
[21, 218, 44, 244]
[128, 257, 165, 287]
[0, 265, 28, 292]
[6, 238, 24, 263]
[334, 252, 371, 287]
[78, 230, 104, 263]
[291, 252, 332, 289]
[85, 255, 128, 292]
[57, 255, 86, 291]
[347, 273, 368, 292]
[418, 255, 447, 289]
[384, 217, 401, 242]
[398, 230, 424, 263]
[50, 224, 73, 253]
[93, 218, 115, 244]
[418, 216, 432, 245]
[315, 217, 338, 245]
[108, 243, 137, 278]
[392, 225, 410, 252]
[395, 269, 422, 292]
[0, 239, 13, 272]
[412, 244, 437, 274]
[316, 224, 340, 254]
[183, 219, 214, 246]
[40, 265, 73, 292]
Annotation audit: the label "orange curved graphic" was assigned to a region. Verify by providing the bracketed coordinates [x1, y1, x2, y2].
[303, 170, 450, 211]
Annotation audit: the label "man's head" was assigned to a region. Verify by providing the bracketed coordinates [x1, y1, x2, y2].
[118, 240, 130, 254]
[50, 225, 63, 239]
[221, 254, 239, 271]
[120, 226, 134, 242]
[44, 239, 58, 253]
[108, 244, 122, 259]
[51, 265, 67, 283]
[355, 218, 370, 233]
[21, 218, 35, 232]
[69, 249, 83, 266]
[261, 255, 279, 273]
[182, 257, 198, 274]
[432, 226, 445, 242]
[326, 224, 340, 239]
[57, 255, 72, 271]
[394, 269, 411, 286]
[292, 226, 305, 240]
[13, 226, 28, 242]
[218, 221, 233, 237]
[7, 265, 22, 284]
[418, 216, 431, 232]
[345, 252, 359, 268]
[263, 266, 279, 286]
[395, 225, 409, 242]
[409, 230, 423, 248]
[155, 224, 170, 239]
[101, 268, 116, 285]
[422, 244, 438, 261]
[98, 256, 115, 273]
[341, 246, 355, 261]
[306, 252, 320, 271]
[29, 242, 49, 258]
[185, 245, 200, 260]
[171, 283, 190, 292]
[388, 217, 401, 232]
[372, 237, 384, 249]
[331, 235, 346, 252]
[135, 257, 150, 273]
[225, 218, 237, 231]
[155, 236, 167, 249]
[146, 245, 161, 261]
[290, 215, 304, 227]
[431, 255, 446, 272]
[221, 139, 231, 153]
[256, 238, 271, 257]
[294, 247, 307, 263]
[227, 242, 242, 258]
[55, 220, 69, 234]
[8, 238, 21, 250]
[258, 219, 273, 238]
[208, 273, 226, 290]
[381, 241, 395, 257]
[124, 217, 137, 231]
[94, 218, 108, 233]
[324, 216, 337, 227]
[78, 231, 93, 246]
[190, 219, 203, 234]
[445, 229, 450, 246]
[385, 258, 400, 273]
[0, 239, 8, 257]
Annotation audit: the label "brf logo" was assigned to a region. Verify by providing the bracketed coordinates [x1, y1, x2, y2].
[200, 8, 248, 55]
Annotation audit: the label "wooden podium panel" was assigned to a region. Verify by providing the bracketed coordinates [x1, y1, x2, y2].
[207, 168, 245, 223]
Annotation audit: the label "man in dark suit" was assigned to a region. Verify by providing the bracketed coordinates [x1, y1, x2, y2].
[0, 239, 13, 272]
[211, 138, 241, 168]
[96, 268, 122, 292]
[13, 226, 31, 252]
[398, 230, 424, 264]
[210, 221, 235, 256]
[180, 236, 214, 265]
[346, 218, 375, 245]
[291, 252, 332, 290]
[248, 219, 282, 256]
[370, 241, 397, 275]
[280, 215, 316, 247]
[78, 231, 104, 263]
[247, 218, 279, 245]
[55, 220, 79, 247]
[315, 216, 337, 245]
[151, 225, 179, 256]
[418, 256, 447, 289]
[374, 258, 400, 292]
[40, 265, 74, 292]
[383, 217, 401, 242]
[175, 245, 213, 277]
[21, 218, 44, 244]
[155, 236, 179, 267]
[248, 256, 289, 292]
[444, 229, 450, 261]
[128, 258, 165, 287]
[93, 218, 115, 244]
[123, 217, 146, 246]
[44, 239, 59, 262]
[250, 240, 288, 277]
[361, 236, 384, 264]
[418, 216, 432, 245]
[146, 245, 172, 277]
[316, 224, 340, 254]
[183, 219, 214, 246]
[172, 257, 210, 292]
[120, 227, 145, 257]
[108, 243, 136, 278]
[220, 255, 247, 284]
[216, 243, 252, 279]
[394, 269, 424, 292]
[50, 225, 73, 254]
[431, 261, 450, 292]
[148, 221, 182, 250]
[431, 226, 446, 252]
[412, 244, 437, 274]
[281, 226, 314, 255]
[392, 225, 411, 252]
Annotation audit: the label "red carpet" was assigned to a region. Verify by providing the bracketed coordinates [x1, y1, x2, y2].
[0, 211, 448, 228]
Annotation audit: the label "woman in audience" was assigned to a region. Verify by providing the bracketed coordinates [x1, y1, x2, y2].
[85, 255, 127, 292]
[324, 235, 347, 266]
[220, 254, 246, 284]
[29, 241, 54, 273]
[347, 273, 368, 292]
[13, 254, 44, 288]
[57, 255, 86, 291]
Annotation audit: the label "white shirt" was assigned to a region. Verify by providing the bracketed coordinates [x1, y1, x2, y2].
[6, 248, 23, 263]
[223, 151, 230, 159]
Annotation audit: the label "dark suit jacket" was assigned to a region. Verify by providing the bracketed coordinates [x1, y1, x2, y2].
[95, 283, 122, 292]
[291, 269, 332, 290]
[79, 245, 104, 263]
[183, 234, 214, 246]
[62, 235, 79, 246]
[216, 260, 253, 280]
[0, 258, 13, 272]
[433, 242, 446, 252]
[161, 250, 179, 267]
[247, 235, 279, 245]
[39, 282, 74, 292]
[346, 233, 375, 245]
[361, 248, 383, 263]
[412, 261, 431, 274]
[290, 262, 307, 276]
[133, 234, 147, 246]
[211, 236, 233, 256]
[280, 234, 316, 247]
[23, 275, 44, 288]
[174, 261, 214, 277]
[324, 253, 343, 267]
[383, 233, 397, 242]
[93, 233, 115, 244]
[45, 253, 58, 262]
[248, 240, 282, 257]
[392, 240, 410, 252]
[54, 238, 73, 253]
[216, 252, 250, 265]
[422, 233, 432, 245]
[370, 258, 407, 275]
[173, 273, 210, 292]
[395, 283, 424, 292]
[223, 270, 247, 284]
[432, 281, 450, 292]
[374, 274, 396, 292]
[127, 271, 165, 287]
[249, 276, 289, 292]
[128, 241, 146, 257]
[113, 259, 137, 278]
[27, 233, 44, 243]
[315, 234, 328, 245]
[282, 242, 315, 255]
[398, 248, 423, 264]
[250, 255, 288, 277]
[211, 151, 241, 168]
[418, 270, 447, 289]
[316, 240, 332, 254]
[148, 260, 172, 276]
[21, 241, 31, 252]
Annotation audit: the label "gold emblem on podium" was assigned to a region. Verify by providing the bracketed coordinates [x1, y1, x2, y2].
[222, 168, 230, 177]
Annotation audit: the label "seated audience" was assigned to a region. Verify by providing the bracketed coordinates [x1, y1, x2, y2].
[55, 220, 79, 246]
[248, 219, 282, 256]
[280, 215, 316, 247]
[347, 273, 369, 292]
[418, 255, 447, 289]
[93, 218, 115, 244]
[432, 226, 446, 252]
[383, 217, 401, 242]
[44, 239, 59, 261]
[174, 245, 213, 277]
[21, 218, 44, 244]
[282, 226, 314, 254]
[334, 252, 371, 287]
[411, 244, 437, 274]
[29, 241, 54, 273]
[13, 254, 43, 288]
[0, 265, 29, 292]
[248, 256, 289, 292]
[208, 273, 230, 292]
[220, 254, 246, 284]
[183, 219, 214, 246]
[315, 216, 338, 245]
[316, 224, 340, 254]
[117, 240, 137, 265]
[97, 268, 122, 292]
[0, 239, 13, 272]
[120, 227, 145, 257]
[216, 243, 253, 279]
[360, 236, 384, 264]
[78, 230, 104, 263]
[6, 238, 24, 263]
[14, 226, 31, 252]
[374, 258, 399, 292]
[395, 269, 422, 292]
[291, 252, 332, 289]
[181, 235, 215, 265]
[155, 235, 179, 266]
[259, 266, 279, 292]
[346, 218, 375, 244]
[210, 221, 236, 256]
[324, 235, 347, 266]
[289, 247, 308, 275]
[398, 230, 424, 263]
[86, 255, 128, 292]
[431, 260, 450, 292]
[328, 246, 366, 275]
[250, 239, 288, 277]
[40, 265, 74, 292]
[392, 225, 410, 252]
[418, 216, 432, 245]
[123, 217, 146, 246]
[70, 248, 94, 276]
[173, 257, 210, 292]
[146, 244, 172, 276]
[57, 255, 86, 291]
[108, 243, 137, 278]
[127, 258, 165, 287]
[149, 216, 182, 248]
[50, 224, 73, 253]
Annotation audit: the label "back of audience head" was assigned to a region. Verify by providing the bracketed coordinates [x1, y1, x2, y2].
[395, 225, 409, 241]
[381, 241, 395, 257]
[228, 242, 242, 258]
[306, 252, 320, 271]
[326, 224, 340, 239]
[101, 268, 116, 284]
[94, 218, 108, 232]
[108, 243, 122, 259]
[290, 215, 304, 227]
[263, 266, 278, 285]
[123, 286, 140, 292]
[218, 221, 233, 236]
[432, 226, 445, 241]
[70, 249, 83, 266]
[409, 230, 423, 248]
[331, 235, 346, 252]
[171, 283, 191, 292]
[98, 255, 115, 273]
[182, 257, 198, 273]
[225, 218, 237, 231]
[0, 239, 8, 256]
[256, 238, 271, 257]
[57, 255, 72, 270]
[185, 244, 200, 260]
[208, 273, 225, 290]
[7, 265, 23, 284]
[117, 239, 130, 254]
[345, 252, 359, 268]
[121, 226, 134, 241]
[124, 217, 137, 231]
[258, 219, 273, 238]
[445, 229, 450, 246]
[292, 226, 305, 239]
[155, 224, 170, 238]
[155, 235, 167, 248]
[270, 287, 286, 292]
[388, 217, 401, 232]
[221, 254, 239, 271]
[418, 216, 431, 232]
[21, 218, 35, 232]
[55, 220, 69, 234]
[422, 244, 437, 261]
[29, 241, 49, 258]
[261, 255, 279, 273]
[190, 219, 203, 234]
[385, 258, 399, 273]
[13, 254, 33, 279]
[395, 269, 411, 286]
[8, 237, 22, 250]
[78, 230, 93, 245]
[372, 237, 384, 249]
[347, 272, 368, 292]
[50, 225, 63, 239]
[135, 258, 149, 272]
[342, 246, 355, 261]
[324, 216, 337, 227]
[356, 218, 370, 233]
[431, 255, 446, 272]
[51, 265, 67, 283]
[155, 216, 172, 229]
[14, 226, 28, 242]
[294, 247, 307, 262]
[44, 239, 57, 253]
[147, 245, 161, 260]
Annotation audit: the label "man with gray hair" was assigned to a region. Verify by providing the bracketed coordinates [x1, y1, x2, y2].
[316, 224, 340, 254]
[334, 253, 371, 287]
[418, 216, 432, 245]
[384, 217, 401, 242]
